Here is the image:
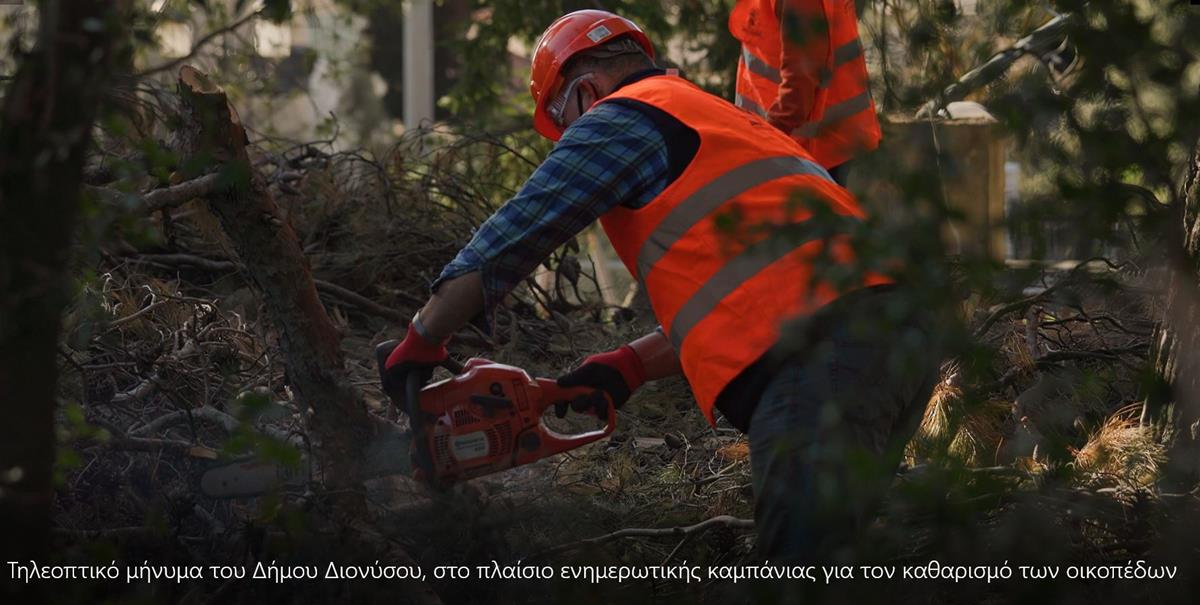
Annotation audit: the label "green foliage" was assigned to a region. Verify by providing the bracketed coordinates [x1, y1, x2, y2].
[29, 0, 1200, 594]
[220, 390, 303, 470]
[785, 1, 1200, 573]
[436, 1, 739, 127]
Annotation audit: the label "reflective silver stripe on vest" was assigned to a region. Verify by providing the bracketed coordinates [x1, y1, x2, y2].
[735, 93, 769, 118]
[793, 91, 873, 138]
[818, 67, 833, 88]
[741, 45, 781, 84]
[817, 39, 866, 88]
[665, 215, 858, 348]
[636, 156, 833, 281]
[833, 38, 863, 68]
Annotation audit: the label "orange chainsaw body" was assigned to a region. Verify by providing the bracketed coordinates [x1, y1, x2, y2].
[410, 358, 616, 486]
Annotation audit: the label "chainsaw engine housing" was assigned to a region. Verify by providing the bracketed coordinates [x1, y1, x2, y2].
[414, 358, 615, 486]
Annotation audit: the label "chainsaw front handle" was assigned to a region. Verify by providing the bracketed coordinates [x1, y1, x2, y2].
[524, 379, 617, 460]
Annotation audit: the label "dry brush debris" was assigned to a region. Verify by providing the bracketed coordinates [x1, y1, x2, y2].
[44, 65, 1198, 604]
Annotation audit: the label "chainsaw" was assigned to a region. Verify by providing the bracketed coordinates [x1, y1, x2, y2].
[197, 342, 616, 497]
[373, 339, 617, 488]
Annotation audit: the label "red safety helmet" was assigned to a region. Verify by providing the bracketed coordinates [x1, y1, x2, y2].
[529, 10, 655, 141]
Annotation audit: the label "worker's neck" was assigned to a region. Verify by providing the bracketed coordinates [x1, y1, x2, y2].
[613, 67, 669, 90]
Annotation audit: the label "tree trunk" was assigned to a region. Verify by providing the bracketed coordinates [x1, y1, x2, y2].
[1143, 136, 1200, 488]
[0, 0, 130, 568]
[170, 68, 442, 604]
[170, 66, 376, 515]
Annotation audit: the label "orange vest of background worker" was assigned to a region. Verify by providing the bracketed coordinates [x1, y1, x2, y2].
[730, 0, 882, 184]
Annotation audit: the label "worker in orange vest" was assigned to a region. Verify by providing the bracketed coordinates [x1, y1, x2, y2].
[730, 0, 882, 185]
[383, 9, 939, 563]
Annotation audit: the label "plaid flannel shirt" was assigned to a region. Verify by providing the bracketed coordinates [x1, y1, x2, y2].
[433, 100, 669, 329]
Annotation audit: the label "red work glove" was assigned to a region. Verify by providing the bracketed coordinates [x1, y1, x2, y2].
[555, 345, 646, 419]
[381, 322, 448, 412]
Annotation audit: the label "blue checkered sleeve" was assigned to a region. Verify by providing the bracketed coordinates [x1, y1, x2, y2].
[433, 102, 669, 329]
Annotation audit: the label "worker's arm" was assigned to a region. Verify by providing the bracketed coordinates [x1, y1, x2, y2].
[629, 328, 682, 380]
[418, 101, 671, 344]
[768, 0, 831, 135]
[555, 328, 682, 418]
[417, 271, 484, 344]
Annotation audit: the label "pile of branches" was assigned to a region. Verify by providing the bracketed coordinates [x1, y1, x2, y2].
[51, 76, 644, 597]
[46, 71, 1200, 603]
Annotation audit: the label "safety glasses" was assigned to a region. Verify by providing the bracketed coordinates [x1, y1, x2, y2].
[547, 73, 595, 129]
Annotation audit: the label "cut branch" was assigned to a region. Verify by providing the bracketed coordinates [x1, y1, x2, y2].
[126, 251, 492, 347]
[129, 405, 296, 444]
[135, 10, 262, 78]
[131, 251, 412, 320]
[917, 14, 1072, 117]
[93, 419, 194, 454]
[312, 278, 412, 322]
[89, 172, 224, 213]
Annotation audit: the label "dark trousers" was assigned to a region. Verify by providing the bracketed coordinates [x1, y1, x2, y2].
[827, 162, 851, 187]
[747, 287, 940, 563]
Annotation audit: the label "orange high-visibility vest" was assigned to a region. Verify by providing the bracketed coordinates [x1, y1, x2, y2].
[730, 0, 881, 169]
[598, 74, 887, 424]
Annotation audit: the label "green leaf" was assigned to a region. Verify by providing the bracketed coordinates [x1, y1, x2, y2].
[64, 402, 86, 426]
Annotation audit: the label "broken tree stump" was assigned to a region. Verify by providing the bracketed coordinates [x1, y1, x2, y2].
[171, 65, 441, 604]
[173, 65, 373, 509]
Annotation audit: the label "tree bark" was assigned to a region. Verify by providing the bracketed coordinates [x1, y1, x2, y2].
[169, 66, 377, 515]
[170, 68, 442, 604]
[1143, 136, 1200, 487]
[0, 0, 130, 567]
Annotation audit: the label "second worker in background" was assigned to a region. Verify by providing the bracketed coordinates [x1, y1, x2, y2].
[730, 0, 882, 185]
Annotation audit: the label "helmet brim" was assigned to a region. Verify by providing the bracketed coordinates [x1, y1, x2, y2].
[533, 103, 564, 141]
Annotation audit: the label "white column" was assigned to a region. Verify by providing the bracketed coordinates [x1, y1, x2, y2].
[403, 0, 435, 130]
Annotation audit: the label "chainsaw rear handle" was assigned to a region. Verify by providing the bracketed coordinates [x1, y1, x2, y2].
[525, 379, 617, 459]
[405, 371, 435, 480]
[374, 338, 464, 393]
